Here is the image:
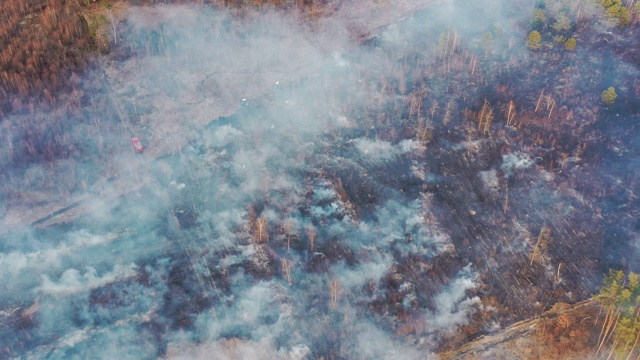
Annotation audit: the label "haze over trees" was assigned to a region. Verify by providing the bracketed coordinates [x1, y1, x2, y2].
[0, 0, 331, 116]
[527, 30, 542, 49]
[1, 0, 640, 358]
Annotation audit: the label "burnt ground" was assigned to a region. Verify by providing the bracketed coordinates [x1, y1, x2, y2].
[0, 0, 438, 236]
[1, 1, 640, 359]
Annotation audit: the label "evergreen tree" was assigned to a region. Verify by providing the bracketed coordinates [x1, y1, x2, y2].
[564, 37, 576, 51]
[527, 31, 542, 50]
[601, 0, 631, 26]
[602, 87, 618, 105]
[482, 31, 494, 57]
[531, 9, 546, 28]
[552, 12, 571, 32]
[594, 270, 640, 359]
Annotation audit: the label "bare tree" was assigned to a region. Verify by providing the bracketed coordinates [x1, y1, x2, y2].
[330, 280, 339, 309]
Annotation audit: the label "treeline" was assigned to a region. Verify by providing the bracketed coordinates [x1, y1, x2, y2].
[594, 270, 640, 359]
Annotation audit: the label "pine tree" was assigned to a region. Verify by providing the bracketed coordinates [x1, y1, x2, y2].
[482, 31, 494, 58]
[527, 31, 542, 50]
[552, 12, 571, 32]
[564, 37, 576, 51]
[602, 87, 618, 105]
[594, 270, 640, 359]
[619, 7, 630, 26]
[601, 0, 631, 26]
[531, 9, 546, 28]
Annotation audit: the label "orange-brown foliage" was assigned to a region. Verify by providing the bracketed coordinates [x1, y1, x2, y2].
[0, 0, 331, 116]
[0, 0, 92, 114]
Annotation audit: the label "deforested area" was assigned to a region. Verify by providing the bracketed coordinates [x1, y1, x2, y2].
[1, 0, 640, 358]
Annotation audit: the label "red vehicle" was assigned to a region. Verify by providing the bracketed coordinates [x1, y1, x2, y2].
[131, 137, 145, 153]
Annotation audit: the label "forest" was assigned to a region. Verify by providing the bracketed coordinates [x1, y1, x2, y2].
[1, 0, 640, 358]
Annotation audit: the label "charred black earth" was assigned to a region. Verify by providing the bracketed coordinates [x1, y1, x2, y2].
[1, 0, 640, 358]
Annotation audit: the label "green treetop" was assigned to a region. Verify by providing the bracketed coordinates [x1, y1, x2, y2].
[564, 37, 576, 51]
[594, 270, 640, 359]
[531, 9, 546, 28]
[602, 87, 617, 105]
[601, 0, 631, 26]
[527, 31, 542, 50]
[596, 269, 625, 309]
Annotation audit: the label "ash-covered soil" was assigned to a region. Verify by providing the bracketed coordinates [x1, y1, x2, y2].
[1, 0, 639, 358]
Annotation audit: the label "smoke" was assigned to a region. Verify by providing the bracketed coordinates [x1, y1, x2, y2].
[4, 0, 627, 358]
[428, 264, 480, 330]
[40, 264, 137, 295]
[342, 321, 426, 360]
[354, 138, 420, 163]
[501, 152, 533, 177]
[165, 338, 310, 360]
[0, 1, 488, 355]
